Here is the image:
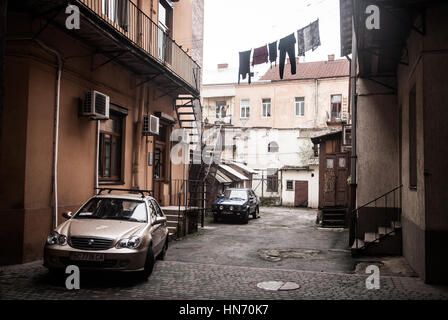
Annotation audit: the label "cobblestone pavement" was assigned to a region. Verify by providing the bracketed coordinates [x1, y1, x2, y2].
[1, 207, 447, 300]
[1, 260, 448, 300]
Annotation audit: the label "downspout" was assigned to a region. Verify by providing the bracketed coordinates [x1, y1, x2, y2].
[38, 40, 63, 230]
[95, 120, 100, 190]
[348, 19, 358, 246]
[8, 38, 63, 229]
[314, 79, 318, 127]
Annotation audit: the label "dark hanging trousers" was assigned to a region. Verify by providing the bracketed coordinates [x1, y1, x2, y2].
[278, 33, 296, 79]
[239, 50, 252, 84]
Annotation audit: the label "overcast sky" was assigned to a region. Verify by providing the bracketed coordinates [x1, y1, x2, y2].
[200, 0, 342, 73]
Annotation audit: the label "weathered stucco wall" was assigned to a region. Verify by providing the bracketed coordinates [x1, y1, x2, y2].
[355, 79, 400, 207]
[281, 167, 319, 208]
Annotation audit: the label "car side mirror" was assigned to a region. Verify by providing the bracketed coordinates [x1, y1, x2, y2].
[153, 217, 166, 225]
[218, 193, 224, 198]
[62, 211, 73, 219]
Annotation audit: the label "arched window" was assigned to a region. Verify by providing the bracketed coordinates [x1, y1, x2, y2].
[268, 141, 279, 153]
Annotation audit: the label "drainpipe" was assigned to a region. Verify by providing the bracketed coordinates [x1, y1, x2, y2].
[348, 20, 358, 246]
[132, 84, 145, 188]
[8, 38, 63, 229]
[314, 79, 318, 127]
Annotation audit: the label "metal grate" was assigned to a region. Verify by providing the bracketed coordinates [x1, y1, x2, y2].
[69, 236, 114, 251]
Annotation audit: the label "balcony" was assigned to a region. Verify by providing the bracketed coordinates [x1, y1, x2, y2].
[78, 0, 200, 94]
[10, 0, 200, 96]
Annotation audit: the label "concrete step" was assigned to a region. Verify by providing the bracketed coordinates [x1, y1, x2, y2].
[364, 232, 380, 243]
[391, 221, 402, 229]
[352, 238, 365, 249]
[167, 221, 179, 228]
[378, 226, 395, 236]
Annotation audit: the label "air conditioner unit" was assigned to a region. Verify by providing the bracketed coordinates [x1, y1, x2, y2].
[143, 115, 160, 136]
[82, 91, 110, 120]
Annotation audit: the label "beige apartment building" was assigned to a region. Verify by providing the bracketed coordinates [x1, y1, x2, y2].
[202, 57, 350, 207]
[0, 0, 204, 265]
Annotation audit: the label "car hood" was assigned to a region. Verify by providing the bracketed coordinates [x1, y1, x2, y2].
[214, 198, 248, 206]
[56, 218, 148, 240]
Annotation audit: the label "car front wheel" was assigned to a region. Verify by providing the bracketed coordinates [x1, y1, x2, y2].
[253, 206, 259, 219]
[242, 211, 249, 224]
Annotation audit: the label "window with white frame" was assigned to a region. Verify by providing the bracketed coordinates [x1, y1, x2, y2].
[295, 97, 305, 116]
[215, 101, 226, 119]
[262, 98, 271, 117]
[240, 99, 250, 119]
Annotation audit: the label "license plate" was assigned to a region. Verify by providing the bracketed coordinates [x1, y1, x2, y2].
[70, 252, 105, 262]
[222, 210, 233, 215]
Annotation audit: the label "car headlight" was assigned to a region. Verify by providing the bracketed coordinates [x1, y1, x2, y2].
[230, 206, 234, 211]
[46, 231, 67, 246]
[116, 236, 142, 249]
[219, 205, 223, 210]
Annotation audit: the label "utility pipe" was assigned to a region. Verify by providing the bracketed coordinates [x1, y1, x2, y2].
[8, 38, 63, 229]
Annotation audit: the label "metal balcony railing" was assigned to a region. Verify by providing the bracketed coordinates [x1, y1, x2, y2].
[78, 0, 200, 91]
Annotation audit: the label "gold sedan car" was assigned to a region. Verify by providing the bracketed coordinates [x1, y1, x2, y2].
[44, 189, 169, 279]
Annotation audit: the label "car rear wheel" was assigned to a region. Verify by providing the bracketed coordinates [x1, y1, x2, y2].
[141, 245, 155, 280]
[157, 237, 168, 261]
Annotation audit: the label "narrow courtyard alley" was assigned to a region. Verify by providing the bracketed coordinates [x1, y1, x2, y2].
[1, 207, 447, 300]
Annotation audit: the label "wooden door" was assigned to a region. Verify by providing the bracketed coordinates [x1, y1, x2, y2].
[323, 153, 349, 207]
[294, 181, 308, 207]
[336, 153, 349, 206]
[323, 155, 337, 206]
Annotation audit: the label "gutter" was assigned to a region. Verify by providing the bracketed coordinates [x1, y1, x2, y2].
[7, 38, 63, 229]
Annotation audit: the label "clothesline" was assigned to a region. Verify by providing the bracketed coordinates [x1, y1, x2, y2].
[238, 19, 321, 84]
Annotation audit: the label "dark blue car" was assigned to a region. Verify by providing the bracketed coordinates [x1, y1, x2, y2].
[212, 188, 260, 224]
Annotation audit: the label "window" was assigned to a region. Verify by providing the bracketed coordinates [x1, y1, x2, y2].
[158, 0, 173, 63]
[99, 111, 125, 183]
[262, 98, 271, 117]
[268, 141, 279, 153]
[295, 97, 305, 116]
[150, 200, 164, 217]
[240, 99, 250, 118]
[331, 94, 342, 121]
[215, 101, 226, 119]
[409, 86, 417, 189]
[102, 0, 129, 30]
[267, 172, 279, 192]
[286, 181, 294, 191]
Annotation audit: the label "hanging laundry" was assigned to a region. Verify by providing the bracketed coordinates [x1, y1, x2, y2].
[238, 50, 252, 84]
[252, 45, 269, 66]
[278, 33, 296, 80]
[268, 41, 278, 66]
[297, 29, 305, 56]
[297, 19, 321, 56]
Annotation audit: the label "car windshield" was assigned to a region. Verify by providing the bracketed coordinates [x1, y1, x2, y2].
[224, 190, 248, 200]
[74, 198, 147, 223]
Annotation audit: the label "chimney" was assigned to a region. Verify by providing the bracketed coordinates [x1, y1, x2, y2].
[328, 54, 335, 61]
[218, 63, 229, 69]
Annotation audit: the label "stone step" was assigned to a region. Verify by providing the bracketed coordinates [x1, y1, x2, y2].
[378, 226, 395, 235]
[352, 238, 365, 249]
[167, 221, 179, 228]
[391, 221, 402, 229]
[364, 232, 380, 243]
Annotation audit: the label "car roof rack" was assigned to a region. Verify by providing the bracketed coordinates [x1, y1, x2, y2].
[94, 188, 153, 198]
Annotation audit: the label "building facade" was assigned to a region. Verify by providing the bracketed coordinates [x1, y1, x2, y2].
[0, 0, 203, 265]
[341, 0, 448, 284]
[202, 57, 350, 208]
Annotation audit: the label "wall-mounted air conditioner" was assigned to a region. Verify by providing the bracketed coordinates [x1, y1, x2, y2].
[143, 115, 160, 136]
[82, 91, 110, 120]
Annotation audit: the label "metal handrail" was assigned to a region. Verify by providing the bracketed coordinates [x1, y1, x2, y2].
[77, 0, 200, 91]
[352, 184, 402, 213]
[352, 184, 402, 250]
